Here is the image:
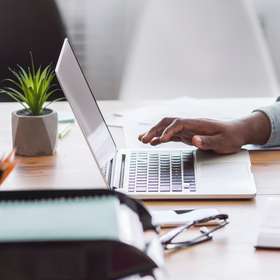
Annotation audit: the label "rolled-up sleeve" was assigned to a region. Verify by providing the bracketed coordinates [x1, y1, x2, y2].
[253, 99, 280, 147]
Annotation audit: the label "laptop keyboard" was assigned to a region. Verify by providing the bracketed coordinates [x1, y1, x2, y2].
[128, 151, 196, 193]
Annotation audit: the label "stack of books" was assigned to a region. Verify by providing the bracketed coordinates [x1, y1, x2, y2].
[0, 149, 16, 185]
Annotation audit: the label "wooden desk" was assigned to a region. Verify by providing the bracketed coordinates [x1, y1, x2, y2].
[0, 101, 279, 280]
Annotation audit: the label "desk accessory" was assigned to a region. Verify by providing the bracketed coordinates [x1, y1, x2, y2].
[58, 123, 73, 139]
[151, 208, 222, 227]
[160, 213, 229, 251]
[0, 53, 64, 156]
[0, 189, 164, 280]
[0, 149, 16, 185]
[58, 112, 75, 139]
[58, 111, 75, 124]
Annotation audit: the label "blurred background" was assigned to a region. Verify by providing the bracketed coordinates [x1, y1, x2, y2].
[2, 0, 280, 100]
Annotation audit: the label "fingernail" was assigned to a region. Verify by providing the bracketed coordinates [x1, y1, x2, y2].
[141, 134, 148, 141]
[151, 137, 159, 145]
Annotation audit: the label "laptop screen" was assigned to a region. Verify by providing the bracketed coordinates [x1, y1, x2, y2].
[55, 39, 117, 178]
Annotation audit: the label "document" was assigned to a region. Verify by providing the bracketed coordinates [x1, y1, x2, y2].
[151, 208, 221, 227]
[121, 97, 275, 125]
[256, 198, 280, 249]
[243, 144, 280, 151]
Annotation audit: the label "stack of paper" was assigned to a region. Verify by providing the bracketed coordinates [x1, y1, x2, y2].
[256, 198, 280, 249]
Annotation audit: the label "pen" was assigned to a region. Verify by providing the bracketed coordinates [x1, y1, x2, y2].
[58, 118, 75, 124]
[112, 113, 123, 118]
[58, 124, 73, 139]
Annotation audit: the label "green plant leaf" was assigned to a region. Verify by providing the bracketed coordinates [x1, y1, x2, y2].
[45, 97, 66, 108]
[3, 87, 27, 101]
[30, 51, 36, 77]
[3, 78, 22, 90]
[1, 54, 60, 115]
[0, 89, 28, 109]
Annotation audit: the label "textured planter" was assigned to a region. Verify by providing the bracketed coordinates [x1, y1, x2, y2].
[12, 109, 58, 156]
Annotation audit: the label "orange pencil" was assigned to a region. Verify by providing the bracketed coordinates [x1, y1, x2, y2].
[0, 149, 17, 186]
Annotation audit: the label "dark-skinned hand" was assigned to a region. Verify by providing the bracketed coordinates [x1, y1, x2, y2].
[138, 112, 271, 154]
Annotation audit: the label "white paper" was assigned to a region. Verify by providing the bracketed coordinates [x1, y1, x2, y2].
[151, 208, 220, 227]
[58, 111, 75, 123]
[121, 97, 275, 125]
[256, 198, 280, 249]
[243, 144, 280, 151]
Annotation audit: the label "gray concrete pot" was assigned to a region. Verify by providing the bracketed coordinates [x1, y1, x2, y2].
[12, 109, 58, 156]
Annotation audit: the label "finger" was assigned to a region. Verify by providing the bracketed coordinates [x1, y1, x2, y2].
[168, 134, 193, 145]
[175, 131, 194, 143]
[160, 118, 223, 144]
[140, 118, 174, 143]
[149, 135, 192, 147]
[150, 135, 193, 146]
[171, 137, 193, 145]
[150, 137, 161, 146]
[159, 119, 184, 143]
[141, 118, 223, 143]
[192, 135, 221, 151]
[138, 133, 146, 141]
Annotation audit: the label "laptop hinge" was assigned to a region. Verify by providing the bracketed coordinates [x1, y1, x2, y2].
[109, 153, 118, 190]
[106, 158, 114, 190]
[118, 154, 126, 189]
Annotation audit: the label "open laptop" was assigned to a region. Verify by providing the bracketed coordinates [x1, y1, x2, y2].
[55, 39, 256, 199]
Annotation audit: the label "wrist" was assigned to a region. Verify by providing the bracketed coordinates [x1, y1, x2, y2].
[237, 112, 271, 145]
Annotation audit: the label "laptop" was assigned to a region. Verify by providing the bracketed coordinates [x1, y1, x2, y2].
[55, 39, 256, 199]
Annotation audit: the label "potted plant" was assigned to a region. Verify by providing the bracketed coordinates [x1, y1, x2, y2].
[0, 54, 63, 156]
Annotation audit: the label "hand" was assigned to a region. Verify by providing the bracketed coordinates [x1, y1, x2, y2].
[138, 112, 271, 154]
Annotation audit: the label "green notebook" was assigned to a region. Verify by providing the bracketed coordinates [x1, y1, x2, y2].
[0, 196, 143, 246]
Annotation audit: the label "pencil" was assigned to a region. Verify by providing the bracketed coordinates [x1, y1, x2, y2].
[0, 149, 17, 186]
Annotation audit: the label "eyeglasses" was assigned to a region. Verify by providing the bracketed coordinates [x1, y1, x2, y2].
[160, 214, 229, 251]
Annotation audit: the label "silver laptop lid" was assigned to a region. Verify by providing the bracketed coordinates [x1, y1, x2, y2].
[55, 38, 117, 181]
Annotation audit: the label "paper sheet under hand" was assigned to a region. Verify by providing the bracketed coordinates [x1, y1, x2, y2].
[121, 97, 275, 125]
[243, 144, 280, 151]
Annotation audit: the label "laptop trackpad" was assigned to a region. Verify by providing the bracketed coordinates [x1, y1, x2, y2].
[196, 151, 253, 194]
